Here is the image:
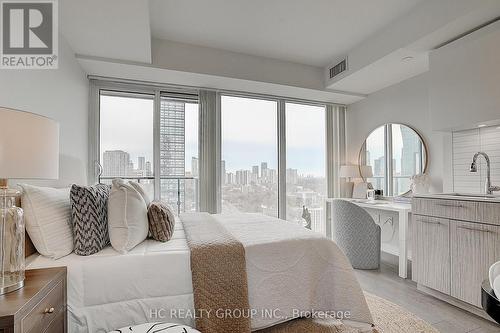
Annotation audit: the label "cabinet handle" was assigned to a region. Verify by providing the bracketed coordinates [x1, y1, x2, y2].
[436, 203, 465, 208]
[457, 226, 492, 233]
[44, 307, 55, 314]
[416, 218, 440, 225]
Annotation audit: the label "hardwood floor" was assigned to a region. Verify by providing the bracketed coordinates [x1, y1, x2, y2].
[355, 261, 500, 333]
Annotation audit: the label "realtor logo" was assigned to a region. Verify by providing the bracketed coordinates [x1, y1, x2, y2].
[1, 0, 58, 69]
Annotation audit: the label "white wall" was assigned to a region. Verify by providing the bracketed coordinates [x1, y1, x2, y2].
[346, 73, 452, 193]
[429, 20, 500, 131]
[0, 37, 89, 187]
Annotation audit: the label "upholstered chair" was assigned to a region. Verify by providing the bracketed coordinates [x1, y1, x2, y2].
[330, 199, 381, 269]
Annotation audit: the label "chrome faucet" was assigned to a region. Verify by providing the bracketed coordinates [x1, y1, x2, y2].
[470, 152, 500, 194]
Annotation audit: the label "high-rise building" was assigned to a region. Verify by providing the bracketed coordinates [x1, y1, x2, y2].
[102, 150, 130, 177]
[221, 160, 226, 184]
[138, 156, 145, 172]
[160, 99, 186, 207]
[261, 162, 268, 178]
[286, 168, 298, 184]
[145, 161, 152, 177]
[252, 165, 259, 177]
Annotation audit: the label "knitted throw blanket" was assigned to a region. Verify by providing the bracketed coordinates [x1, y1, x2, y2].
[182, 212, 252, 333]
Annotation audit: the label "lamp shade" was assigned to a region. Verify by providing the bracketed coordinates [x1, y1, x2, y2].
[339, 165, 360, 178]
[360, 165, 373, 178]
[0, 107, 59, 179]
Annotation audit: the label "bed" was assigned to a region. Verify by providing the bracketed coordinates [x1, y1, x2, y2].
[26, 213, 373, 333]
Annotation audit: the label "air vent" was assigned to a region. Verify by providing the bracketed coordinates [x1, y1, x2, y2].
[329, 58, 347, 79]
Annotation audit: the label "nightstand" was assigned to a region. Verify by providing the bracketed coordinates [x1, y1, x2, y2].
[0, 267, 67, 333]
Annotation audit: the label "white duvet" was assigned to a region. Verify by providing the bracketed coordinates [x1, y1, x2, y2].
[28, 213, 372, 333]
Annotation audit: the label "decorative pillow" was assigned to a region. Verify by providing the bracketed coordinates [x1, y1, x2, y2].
[147, 201, 176, 242]
[130, 181, 153, 205]
[108, 179, 149, 253]
[70, 184, 111, 256]
[19, 184, 73, 259]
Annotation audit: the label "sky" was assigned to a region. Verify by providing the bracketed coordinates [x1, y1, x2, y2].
[100, 94, 327, 177]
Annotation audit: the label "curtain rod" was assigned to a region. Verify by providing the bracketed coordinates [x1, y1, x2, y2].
[88, 75, 347, 108]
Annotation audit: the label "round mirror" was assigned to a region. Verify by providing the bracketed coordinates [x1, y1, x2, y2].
[358, 123, 427, 196]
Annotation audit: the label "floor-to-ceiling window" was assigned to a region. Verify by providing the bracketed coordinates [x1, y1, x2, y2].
[99, 91, 155, 199]
[98, 86, 199, 214]
[221, 95, 278, 217]
[159, 95, 199, 211]
[285, 102, 326, 233]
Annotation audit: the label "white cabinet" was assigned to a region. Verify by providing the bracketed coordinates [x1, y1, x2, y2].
[450, 221, 500, 307]
[413, 216, 450, 294]
[412, 197, 500, 315]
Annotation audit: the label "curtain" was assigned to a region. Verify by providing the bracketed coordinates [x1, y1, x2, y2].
[326, 104, 346, 238]
[198, 90, 220, 213]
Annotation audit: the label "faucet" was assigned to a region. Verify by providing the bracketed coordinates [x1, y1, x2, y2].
[470, 152, 500, 194]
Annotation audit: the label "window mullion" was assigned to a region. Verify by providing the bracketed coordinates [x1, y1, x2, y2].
[277, 100, 286, 219]
[153, 90, 161, 200]
[385, 124, 393, 196]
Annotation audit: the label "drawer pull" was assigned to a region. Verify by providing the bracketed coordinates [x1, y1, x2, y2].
[436, 203, 465, 208]
[416, 218, 440, 225]
[44, 307, 55, 314]
[457, 226, 492, 233]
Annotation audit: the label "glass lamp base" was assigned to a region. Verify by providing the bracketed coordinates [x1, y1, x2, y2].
[1, 183, 25, 295]
[0, 279, 24, 294]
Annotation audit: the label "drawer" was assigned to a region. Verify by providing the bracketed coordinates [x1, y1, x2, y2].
[22, 279, 64, 333]
[413, 198, 477, 221]
[42, 309, 65, 333]
[477, 202, 500, 226]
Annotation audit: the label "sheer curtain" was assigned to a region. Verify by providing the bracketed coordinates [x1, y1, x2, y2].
[326, 104, 346, 238]
[198, 90, 220, 213]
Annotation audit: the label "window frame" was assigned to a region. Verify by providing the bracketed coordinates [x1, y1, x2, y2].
[90, 80, 200, 213]
[90, 79, 345, 229]
[219, 93, 328, 220]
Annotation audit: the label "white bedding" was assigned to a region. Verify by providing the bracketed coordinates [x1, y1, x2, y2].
[28, 222, 195, 333]
[28, 213, 371, 333]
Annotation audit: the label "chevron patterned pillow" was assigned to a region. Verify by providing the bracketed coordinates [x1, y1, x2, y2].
[70, 184, 111, 256]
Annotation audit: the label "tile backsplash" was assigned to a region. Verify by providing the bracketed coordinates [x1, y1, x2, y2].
[452, 126, 500, 193]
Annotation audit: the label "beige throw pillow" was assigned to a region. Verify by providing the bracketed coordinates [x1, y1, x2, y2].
[147, 201, 176, 242]
[19, 184, 73, 259]
[108, 179, 149, 253]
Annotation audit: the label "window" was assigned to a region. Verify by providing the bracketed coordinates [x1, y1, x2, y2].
[221, 95, 278, 217]
[100, 91, 155, 196]
[285, 103, 326, 233]
[159, 96, 199, 211]
[98, 87, 199, 214]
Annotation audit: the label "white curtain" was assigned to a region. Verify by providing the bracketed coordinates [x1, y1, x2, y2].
[326, 104, 346, 237]
[198, 90, 220, 213]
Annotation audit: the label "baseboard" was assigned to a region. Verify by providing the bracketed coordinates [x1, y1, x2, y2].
[417, 284, 497, 324]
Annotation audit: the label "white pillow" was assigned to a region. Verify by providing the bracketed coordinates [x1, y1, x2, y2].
[130, 181, 153, 206]
[108, 179, 149, 253]
[19, 184, 73, 259]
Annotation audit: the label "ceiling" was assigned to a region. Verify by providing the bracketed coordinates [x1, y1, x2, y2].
[149, 0, 424, 67]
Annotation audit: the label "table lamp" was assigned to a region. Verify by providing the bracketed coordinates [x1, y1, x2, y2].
[339, 165, 360, 198]
[0, 107, 59, 294]
[360, 165, 373, 180]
